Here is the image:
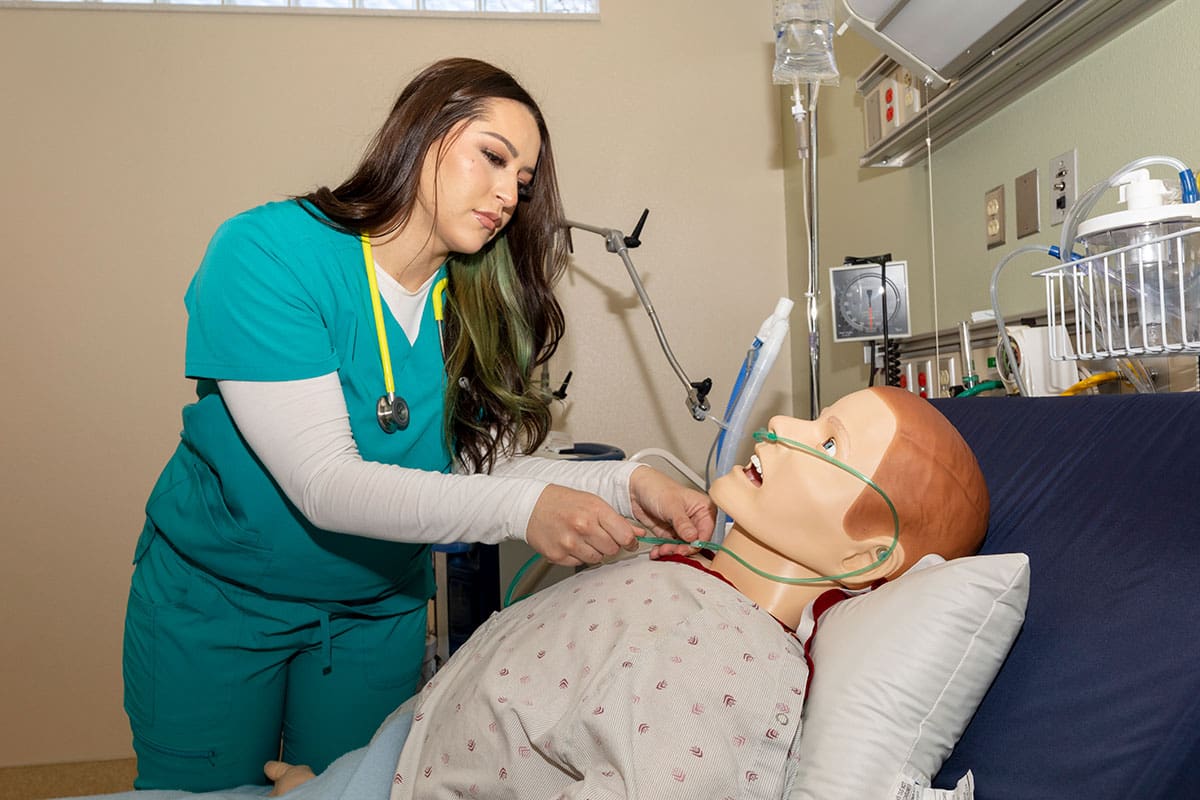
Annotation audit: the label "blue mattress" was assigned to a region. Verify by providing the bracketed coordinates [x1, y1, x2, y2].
[930, 393, 1200, 799]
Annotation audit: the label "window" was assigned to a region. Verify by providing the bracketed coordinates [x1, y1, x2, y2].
[8, 0, 597, 14]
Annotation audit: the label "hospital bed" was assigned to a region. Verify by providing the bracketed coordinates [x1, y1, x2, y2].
[929, 391, 1200, 797]
[59, 391, 1199, 799]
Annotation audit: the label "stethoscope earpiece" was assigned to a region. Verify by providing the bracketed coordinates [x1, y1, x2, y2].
[377, 394, 410, 433]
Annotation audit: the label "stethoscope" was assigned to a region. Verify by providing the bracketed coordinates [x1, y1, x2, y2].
[360, 233, 448, 434]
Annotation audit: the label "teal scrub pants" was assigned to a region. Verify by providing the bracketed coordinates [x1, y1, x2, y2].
[123, 530, 428, 792]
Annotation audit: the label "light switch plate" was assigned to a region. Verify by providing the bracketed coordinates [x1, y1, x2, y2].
[985, 185, 1005, 248]
[1015, 168, 1040, 238]
[1050, 149, 1078, 226]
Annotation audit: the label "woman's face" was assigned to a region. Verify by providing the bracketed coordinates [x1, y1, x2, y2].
[709, 390, 898, 572]
[414, 97, 541, 258]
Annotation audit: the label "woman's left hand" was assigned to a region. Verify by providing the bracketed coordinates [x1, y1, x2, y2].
[628, 466, 716, 559]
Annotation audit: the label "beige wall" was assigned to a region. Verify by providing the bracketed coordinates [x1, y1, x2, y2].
[794, 0, 1200, 406]
[0, 3, 791, 766]
[13, 0, 1191, 770]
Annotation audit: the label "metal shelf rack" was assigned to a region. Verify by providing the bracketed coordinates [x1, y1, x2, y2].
[1034, 225, 1200, 361]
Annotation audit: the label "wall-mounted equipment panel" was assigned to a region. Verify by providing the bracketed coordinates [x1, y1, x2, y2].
[850, 0, 1178, 168]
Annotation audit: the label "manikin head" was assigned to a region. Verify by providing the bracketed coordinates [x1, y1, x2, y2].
[708, 386, 989, 626]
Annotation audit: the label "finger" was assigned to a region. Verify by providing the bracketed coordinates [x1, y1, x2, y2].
[671, 513, 698, 544]
[571, 539, 607, 565]
[587, 526, 623, 559]
[695, 502, 718, 542]
[541, 547, 584, 568]
[621, 523, 642, 552]
[689, 517, 715, 544]
[676, 494, 716, 542]
[264, 761, 288, 780]
[593, 511, 638, 555]
[649, 542, 696, 559]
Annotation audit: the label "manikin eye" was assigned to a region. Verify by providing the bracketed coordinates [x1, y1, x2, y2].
[821, 437, 837, 456]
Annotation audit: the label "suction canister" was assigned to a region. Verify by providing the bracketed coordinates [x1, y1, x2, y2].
[1075, 169, 1200, 346]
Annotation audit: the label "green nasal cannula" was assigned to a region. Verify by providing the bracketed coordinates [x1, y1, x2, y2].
[502, 429, 899, 607]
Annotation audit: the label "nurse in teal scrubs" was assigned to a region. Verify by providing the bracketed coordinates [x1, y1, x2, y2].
[123, 57, 714, 792]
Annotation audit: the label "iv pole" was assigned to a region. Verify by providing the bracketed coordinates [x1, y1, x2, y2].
[774, 1, 838, 421]
[789, 79, 823, 420]
[805, 85, 821, 419]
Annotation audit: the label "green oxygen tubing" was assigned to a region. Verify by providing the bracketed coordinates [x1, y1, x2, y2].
[503, 429, 900, 607]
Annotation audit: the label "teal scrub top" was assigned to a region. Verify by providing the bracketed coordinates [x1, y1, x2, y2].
[143, 200, 450, 605]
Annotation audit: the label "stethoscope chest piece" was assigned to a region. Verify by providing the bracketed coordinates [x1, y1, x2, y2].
[361, 232, 446, 437]
[377, 394, 410, 433]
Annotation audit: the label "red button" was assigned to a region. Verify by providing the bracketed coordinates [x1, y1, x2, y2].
[886, 106, 895, 122]
[885, 88, 894, 103]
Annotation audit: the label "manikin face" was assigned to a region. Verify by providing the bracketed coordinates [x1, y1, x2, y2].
[413, 98, 541, 258]
[710, 390, 899, 576]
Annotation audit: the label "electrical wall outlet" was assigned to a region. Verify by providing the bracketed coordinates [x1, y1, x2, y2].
[1015, 168, 1040, 238]
[1050, 149, 1078, 226]
[985, 184, 1005, 247]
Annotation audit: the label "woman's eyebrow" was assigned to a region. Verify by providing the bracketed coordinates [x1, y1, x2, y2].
[482, 131, 536, 176]
[483, 131, 519, 158]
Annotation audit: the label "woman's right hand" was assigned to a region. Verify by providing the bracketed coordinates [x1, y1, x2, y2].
[526, 484, 641, 567]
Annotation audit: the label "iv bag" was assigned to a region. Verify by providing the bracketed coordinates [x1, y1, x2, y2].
[773, 0, 840, 86]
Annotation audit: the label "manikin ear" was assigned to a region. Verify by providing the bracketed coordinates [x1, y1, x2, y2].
[839, 536, 906, 587]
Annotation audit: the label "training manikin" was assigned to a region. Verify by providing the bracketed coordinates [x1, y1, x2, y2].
[708, 385, 990, 629]
[263, 386, 991, 799]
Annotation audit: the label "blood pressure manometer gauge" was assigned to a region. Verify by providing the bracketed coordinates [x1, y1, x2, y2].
[830, 261, 912, 343]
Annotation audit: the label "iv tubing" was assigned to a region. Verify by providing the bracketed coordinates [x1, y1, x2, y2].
[791, 79, 808, 160]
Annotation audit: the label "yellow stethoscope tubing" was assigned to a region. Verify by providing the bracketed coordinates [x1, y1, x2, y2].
[360, 234, 396, 402]
[360, 233, 449, 405]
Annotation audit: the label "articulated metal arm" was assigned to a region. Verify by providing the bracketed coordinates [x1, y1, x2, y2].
[565, 211, 711, 422]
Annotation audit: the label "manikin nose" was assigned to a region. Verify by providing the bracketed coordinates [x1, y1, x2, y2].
[766, 415, 812, 440]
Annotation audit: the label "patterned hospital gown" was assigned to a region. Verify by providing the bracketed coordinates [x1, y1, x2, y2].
[391, 555, 826, 799]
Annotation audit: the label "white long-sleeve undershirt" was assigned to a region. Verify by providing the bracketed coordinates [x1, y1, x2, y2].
[219, 374, 642, 547]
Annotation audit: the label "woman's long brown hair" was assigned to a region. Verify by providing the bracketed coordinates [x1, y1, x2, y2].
[299, 57, 568, 472]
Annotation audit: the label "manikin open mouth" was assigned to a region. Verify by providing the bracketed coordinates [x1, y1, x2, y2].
[745, 454, 764, 487]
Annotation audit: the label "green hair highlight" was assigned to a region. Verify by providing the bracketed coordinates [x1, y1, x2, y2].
[443, 235, 555, 472]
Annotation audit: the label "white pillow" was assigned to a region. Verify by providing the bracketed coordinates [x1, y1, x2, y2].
[789, 553, 1030, 799]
